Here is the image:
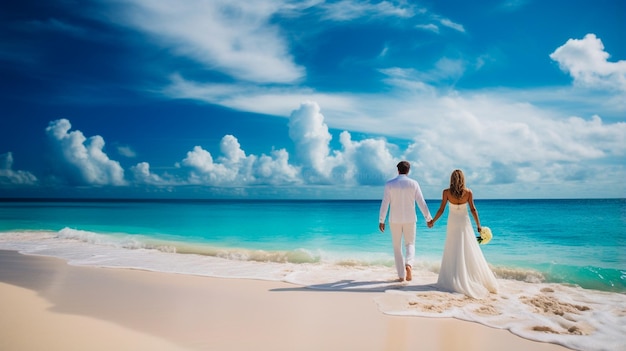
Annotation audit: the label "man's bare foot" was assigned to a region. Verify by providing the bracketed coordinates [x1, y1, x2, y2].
[405, 265, 412, 281]
[396, 278, 405, 283]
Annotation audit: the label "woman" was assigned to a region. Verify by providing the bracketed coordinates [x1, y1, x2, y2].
[428, 170, 498, 298]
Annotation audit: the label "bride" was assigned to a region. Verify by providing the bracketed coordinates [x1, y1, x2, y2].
[428, 170, 498, 299]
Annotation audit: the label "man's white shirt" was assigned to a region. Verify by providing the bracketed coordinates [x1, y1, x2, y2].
[379, 174, 432, 224]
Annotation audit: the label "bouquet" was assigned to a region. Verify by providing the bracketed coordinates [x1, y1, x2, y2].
[477, 226, 493, 245]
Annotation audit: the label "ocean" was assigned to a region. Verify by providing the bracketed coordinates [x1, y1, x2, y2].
[1, 198, 625, 351]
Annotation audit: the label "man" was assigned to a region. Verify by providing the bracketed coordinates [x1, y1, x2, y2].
[379, 161, 432, 282]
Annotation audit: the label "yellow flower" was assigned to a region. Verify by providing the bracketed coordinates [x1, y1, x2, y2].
[478, 227, 493, 245]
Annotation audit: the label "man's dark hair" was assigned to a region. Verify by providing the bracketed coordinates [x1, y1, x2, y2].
[397, 161, 410, 174]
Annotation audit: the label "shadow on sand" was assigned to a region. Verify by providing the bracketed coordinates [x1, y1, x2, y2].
[271, 279, 441, 293]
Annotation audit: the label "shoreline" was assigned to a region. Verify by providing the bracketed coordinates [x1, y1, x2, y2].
[0, 250, 571, 351]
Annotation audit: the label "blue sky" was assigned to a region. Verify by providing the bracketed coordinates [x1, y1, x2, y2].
[1, 0, 624, 199]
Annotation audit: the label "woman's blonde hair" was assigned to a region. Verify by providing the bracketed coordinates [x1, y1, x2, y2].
[449, 169, 465, 199]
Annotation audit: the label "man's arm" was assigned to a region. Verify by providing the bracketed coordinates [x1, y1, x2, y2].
[414, 183, 432, 222]
[379, 186, 391, 228]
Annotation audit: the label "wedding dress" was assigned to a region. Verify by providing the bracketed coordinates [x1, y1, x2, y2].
[437, 203, 498, 298]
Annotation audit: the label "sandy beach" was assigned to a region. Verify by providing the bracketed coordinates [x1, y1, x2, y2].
[0, 250, 572, 351]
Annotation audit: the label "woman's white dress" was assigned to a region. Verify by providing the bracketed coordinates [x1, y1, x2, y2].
[437, 203, 498, 298]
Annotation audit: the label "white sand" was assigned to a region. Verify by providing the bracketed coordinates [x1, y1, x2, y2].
[0, 250, 570, 350]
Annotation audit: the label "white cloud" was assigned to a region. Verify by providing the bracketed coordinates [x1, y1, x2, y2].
[144, 101, 400, 189]
[117, 145, 137, 158]
[439, 18, 465, 33]
[130, 162, 169, 185]
[276, 102, 396, 186]
[45, 119, 126, 186]
[384, 58, 467, 85]
[215, 135, 257, 183]
[415, 23, 439, 33]
[379, 45, 390, 57]
[254, 148, 301, 185]
[95, 0, 452, 86]
[288, 102, 340, 182]
[319, 0, 417, 21]
[160, 101, 400, 189]
[179, 135, 300, 186]
[163, 73, 357, 119]
[392, 91, 626, 197]
[550, 33, 626, 92]
[34, 82, 626, 198]
[104, 0, 304, 84]
[0, 152, 38, 185]
[181, 145, 231, 184]
[22, 18, 625, 198]
[338, 131, 396, 185]
[219, 135, 247, 165]
[162, 68, 625, 195]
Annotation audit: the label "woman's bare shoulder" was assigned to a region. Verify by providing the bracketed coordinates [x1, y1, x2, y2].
[465, 189, 476, 204]
[439, 189, 451, 202]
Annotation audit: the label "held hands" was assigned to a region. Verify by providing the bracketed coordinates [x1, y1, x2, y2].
[382, 221, 435, 230]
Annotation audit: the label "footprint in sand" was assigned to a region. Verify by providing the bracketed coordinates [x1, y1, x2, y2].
[523, 291, 594, 336]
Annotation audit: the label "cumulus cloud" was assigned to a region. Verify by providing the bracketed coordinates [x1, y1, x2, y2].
[159, 101, 398, 188]
[550, 34, 626, 92]
[0, 152, 38, 185]
[284, 101, 399, 185]
[21, 25, 625, 198]
[181, 145, 231, 184]
[46, 119, 126, 186]
[171, 96, 624, 193]
[254, 148, 301, 185]
[164, 67, 625, 197]
[288, 102, 341, 183]
[338, 131, 396, 185]
[403, 92, 625, 171]
[30, 89, 626, 198]
[155, 25, 626, 196]
[130, 162, 169, 185]
[179, 135, 300, 186]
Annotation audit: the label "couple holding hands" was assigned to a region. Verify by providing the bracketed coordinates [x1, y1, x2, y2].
[379, 161, 498, 299]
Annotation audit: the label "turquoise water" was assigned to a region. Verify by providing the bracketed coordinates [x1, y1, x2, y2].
[0, 198, 624, 292]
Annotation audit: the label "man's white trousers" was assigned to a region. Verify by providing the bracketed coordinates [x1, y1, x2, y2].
[389, 222, 415, 279]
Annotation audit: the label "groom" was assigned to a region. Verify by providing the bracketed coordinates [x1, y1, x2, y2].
[379, 161, 432, 282]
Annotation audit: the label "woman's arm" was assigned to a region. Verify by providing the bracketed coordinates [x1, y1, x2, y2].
[467, 189, 481, 232]
[428, 189, 448, 226]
